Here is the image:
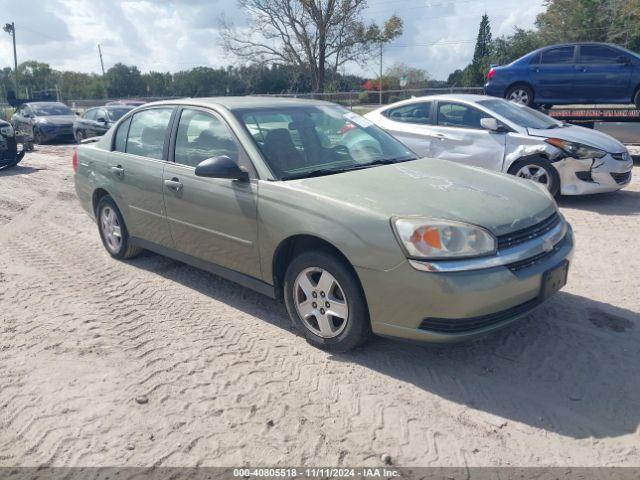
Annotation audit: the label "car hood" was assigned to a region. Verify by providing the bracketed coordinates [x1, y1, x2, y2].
[289, 158, 557, 237]
[36, 115, 76, 126]
[527, 124, 625, 153]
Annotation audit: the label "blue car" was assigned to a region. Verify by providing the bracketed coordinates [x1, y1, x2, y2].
[485, 42, 640, 108]
[11, 102, 77, 144]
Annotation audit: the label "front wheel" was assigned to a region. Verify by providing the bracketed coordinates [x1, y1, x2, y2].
[506, 84, 534, 106]
[32, 127, 44, 145]
[509, 157, 560, 197]
[96, 196, 143, 259]
[75, 129, 85, 143]
[633, 89, 640, 109]
[283, 251, 371, 352]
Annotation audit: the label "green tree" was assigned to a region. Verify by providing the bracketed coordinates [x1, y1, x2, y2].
[467, 13, 493, 85]
[105, 63, 145, 98]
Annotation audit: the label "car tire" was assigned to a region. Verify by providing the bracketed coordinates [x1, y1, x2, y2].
[75, 129, 85, 143]
[633, 89, 640, 109]
[283, 250, 371, 352]
[508, 156, 561, 197]
[505, 84, 534, 106]
[32, 127, 44, 145]
[96, 195, 143, 260]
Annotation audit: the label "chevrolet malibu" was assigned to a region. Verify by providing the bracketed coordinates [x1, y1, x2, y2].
[365, 94, 632, 196]
[74, 98, 574, 352]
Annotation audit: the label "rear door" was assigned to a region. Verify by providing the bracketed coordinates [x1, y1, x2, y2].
[575, 44, 632, 102]
[430, 101, 506, 171]
[375, 101, 437, 157]
[530, 45, 577, 102]
[162, 107, 260, 278]
[109, 106, 175, 247]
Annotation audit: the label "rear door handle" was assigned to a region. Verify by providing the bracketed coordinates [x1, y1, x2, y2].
[164, 178, 183, 192]
[433, 133, 447, 140]
[111, 165, 124, 176]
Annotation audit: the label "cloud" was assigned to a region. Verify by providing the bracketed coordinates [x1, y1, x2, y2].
[0, 0, 544, 80]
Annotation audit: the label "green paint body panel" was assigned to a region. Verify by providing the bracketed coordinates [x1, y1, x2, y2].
[74, 97, 573, 343]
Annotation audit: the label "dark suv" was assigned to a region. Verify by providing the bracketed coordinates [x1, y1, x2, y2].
[485, 42, 640, 107]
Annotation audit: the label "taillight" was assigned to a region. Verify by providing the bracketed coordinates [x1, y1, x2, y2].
[486, 68, 496, 80]
[72, 149, 78, 171]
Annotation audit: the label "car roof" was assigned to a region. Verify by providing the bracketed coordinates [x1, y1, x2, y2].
[378, 93, 490, 107]
[25, 101, 67, 106]
[142, 96, 335, 110]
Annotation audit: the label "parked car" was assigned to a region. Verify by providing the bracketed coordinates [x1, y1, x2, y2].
[73, 105, 135, 142]
[0, 119, 25, 170]
[485, 42, 640, 107]
[74, 98, 573, 352]
[364, 94, 633, 196]
[11, 102, 76, 144]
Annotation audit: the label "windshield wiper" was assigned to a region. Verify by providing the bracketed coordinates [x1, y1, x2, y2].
[280, 157, 417, 181]
[281, 168, 347, 180]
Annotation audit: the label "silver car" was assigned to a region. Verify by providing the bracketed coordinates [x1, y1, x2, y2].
[365, 94, 633, 196]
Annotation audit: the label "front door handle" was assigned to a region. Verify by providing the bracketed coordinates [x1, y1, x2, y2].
[432, 133, 447, 141]
[111, 165, 124, 177]
[164, 178, 183, 192]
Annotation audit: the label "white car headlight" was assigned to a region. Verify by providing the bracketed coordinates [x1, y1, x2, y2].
[545, 138, 606, 159]
[392, 218, 497, 259]
[0, 125, 14, 136]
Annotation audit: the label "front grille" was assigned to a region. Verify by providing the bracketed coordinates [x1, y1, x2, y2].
[419, 298, 540, 333]
[496, 213, 561, 251]
[611, 171, 631, 184]
[506, 234, 567, 272]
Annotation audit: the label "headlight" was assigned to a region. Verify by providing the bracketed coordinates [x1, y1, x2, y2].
[392, 218, 497, 259]
[38, 118, 49, 124]
[0, 125, 14, 137]
[545, 138, 606, 159]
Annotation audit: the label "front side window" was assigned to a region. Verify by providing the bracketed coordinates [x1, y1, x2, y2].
[384, 102, 432, 124]
[437, 102, 488, 129]
[125, 108, 173, 159]
[235, 105, 416, 180]
[539, 46, 575, 64]
[83, 109, 97, 121]
[579, 45, 619, 64]
[174, 109, 239, 168]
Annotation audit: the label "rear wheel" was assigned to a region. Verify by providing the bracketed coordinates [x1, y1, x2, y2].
[633, 88, 640, 109]
[506, 84, 534, 106]
[283, 251, 371, 352]
[96, 196, 142, 259]
[509, 157, 560, 197]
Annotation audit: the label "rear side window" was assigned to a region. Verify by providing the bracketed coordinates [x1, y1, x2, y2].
[114, 117, 132, 153]
[125, 108, 173, 159]
[579, 45, 619, 64]
[384, 102, 432, 124]
[540, 46, 575, 64]
[174, 109, 239, 168]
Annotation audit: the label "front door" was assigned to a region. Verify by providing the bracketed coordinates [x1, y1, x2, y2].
[574, 44, 632, 102]
[162, 107, 261, 278]
[109, 106, 175, 248]
[431, 101, 506, 172]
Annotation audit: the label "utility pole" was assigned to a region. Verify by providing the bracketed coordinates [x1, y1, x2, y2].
[3, 22, 18, 95]
[379, 42, 383, 105]
[97, 43, 106, 76]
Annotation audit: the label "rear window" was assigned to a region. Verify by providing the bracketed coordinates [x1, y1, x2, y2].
[540, 46, 574, 64]
[125, 108, 173, 159]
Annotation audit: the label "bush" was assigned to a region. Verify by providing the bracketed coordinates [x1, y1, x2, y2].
[358, 91, 370, 104]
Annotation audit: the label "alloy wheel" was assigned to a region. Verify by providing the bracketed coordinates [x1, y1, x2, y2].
[293, 267, 349, 338]
[100, 206, 123, 253]
[516, 164, 551, 190]
[508, 89, 530, 105]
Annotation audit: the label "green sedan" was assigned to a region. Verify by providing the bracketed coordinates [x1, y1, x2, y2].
[74, 97, 573, 352]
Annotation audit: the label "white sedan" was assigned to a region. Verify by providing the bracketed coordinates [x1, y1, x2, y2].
[365, 94, 633, 196]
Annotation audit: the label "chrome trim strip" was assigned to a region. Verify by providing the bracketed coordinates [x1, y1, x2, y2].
[410, 218, 568, 273]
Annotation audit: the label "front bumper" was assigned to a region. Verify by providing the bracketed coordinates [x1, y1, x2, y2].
[357, 225, 574, 343]
[37, 124, 75, 142]
[557, 152, 633, 195]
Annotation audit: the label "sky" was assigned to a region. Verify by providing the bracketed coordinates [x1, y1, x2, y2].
[0, 0, 546, 81]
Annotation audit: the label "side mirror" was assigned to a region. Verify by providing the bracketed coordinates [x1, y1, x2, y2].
[96, 117, 107, 123]
[480, 117, 500, 131]
[195, 155, 249, 181]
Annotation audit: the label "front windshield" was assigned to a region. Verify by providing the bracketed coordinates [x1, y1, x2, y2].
[31, 103, 74, 116]
[234, 105, 417, 180]
[106, 107, 132, 122]
[478, 99, 561, 129]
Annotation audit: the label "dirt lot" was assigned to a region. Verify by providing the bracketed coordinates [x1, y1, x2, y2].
[1, 145, 639, 467]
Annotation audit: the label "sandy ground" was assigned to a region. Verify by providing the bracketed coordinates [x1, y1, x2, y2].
[0, 145, 639, 468]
